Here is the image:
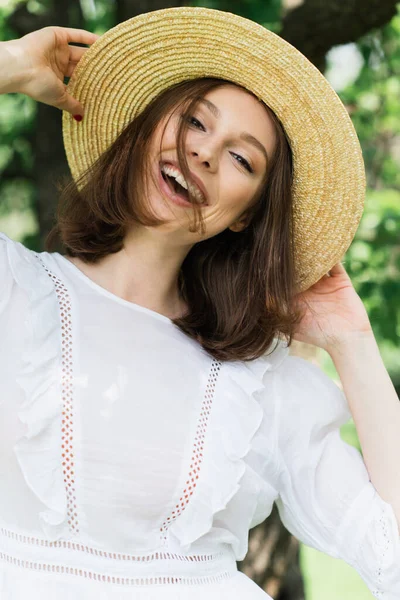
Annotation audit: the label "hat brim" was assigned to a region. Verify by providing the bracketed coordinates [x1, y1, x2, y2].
[62, 6, 365, 293]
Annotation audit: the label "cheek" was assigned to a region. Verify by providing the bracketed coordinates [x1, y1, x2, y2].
[219, 172, 257, 211]
[150, 118, 178, 153]
[160, 116, 181, 145]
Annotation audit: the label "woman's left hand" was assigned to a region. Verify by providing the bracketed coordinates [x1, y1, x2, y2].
[293, 262, 373, 352]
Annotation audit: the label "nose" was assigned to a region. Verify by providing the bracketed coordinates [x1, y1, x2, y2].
[189, 144, 217, 171]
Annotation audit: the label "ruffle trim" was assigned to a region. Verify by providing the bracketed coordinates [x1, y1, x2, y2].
[169, 338, 289, 559]
[1, 233, 68, 540]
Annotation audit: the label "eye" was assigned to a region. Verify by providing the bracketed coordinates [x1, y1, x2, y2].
[230, 152, 253, 173]
[185, 115, 254, 174]
[187, 116, 205, 130]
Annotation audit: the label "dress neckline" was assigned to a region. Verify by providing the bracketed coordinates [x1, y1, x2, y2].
[56, 253, 176, 326]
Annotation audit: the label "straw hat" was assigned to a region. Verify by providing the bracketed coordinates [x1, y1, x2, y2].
[62, 6, 366, 293]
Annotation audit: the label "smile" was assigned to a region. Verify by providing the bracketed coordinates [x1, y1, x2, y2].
[158, 162, 208, 208]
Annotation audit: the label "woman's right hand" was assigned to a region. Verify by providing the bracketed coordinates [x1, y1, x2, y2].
[6, 26, 99, 117]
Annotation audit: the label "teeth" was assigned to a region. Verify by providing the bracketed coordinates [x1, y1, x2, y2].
[161, 164, 205, 203]
[162, 165, 188, 190]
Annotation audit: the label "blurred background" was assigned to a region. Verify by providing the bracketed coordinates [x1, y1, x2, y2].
[0, 0, 399, 598]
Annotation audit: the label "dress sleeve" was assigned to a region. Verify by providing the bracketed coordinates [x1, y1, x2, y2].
[272, 355, 400, 598]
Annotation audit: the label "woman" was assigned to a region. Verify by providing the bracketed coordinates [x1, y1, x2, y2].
[0, 8, 399, 599]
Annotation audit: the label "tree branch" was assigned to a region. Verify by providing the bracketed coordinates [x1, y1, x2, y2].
[281, 0, 398, 71]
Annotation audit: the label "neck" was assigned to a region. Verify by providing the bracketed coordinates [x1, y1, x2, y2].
[75, 225, 193, 320]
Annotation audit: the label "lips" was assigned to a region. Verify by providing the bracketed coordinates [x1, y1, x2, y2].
[159, 160, 209, 205]
[158, 165, 198, 208]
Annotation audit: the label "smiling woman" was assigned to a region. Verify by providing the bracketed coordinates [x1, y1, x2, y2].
[46, 77, 299, 362]
[3, 8, 399, 600]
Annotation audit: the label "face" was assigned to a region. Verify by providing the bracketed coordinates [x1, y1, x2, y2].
[146, 84, 277, 242]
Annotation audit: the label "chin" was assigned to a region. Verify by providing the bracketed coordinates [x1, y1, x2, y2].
[147, 196, 187, 227]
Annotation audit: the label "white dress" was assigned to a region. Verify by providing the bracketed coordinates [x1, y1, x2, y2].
[0, 231, 399, 599]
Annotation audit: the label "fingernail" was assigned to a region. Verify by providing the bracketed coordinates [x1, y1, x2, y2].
[73, 114, 83, 122]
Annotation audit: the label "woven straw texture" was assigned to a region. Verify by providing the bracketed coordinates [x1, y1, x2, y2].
[62, 6, 366, 292]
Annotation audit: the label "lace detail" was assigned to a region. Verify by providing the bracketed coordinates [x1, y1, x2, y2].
[0, 551, 234, 585]
[372, 506, 391, 599]
[35, 256, 79, 536]
[0, 527, 237, 586]
[159, 360, 222, 546]
[0, 527, 222, 563]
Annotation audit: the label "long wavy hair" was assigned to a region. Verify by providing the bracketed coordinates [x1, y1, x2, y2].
[45, 77, 303, 362]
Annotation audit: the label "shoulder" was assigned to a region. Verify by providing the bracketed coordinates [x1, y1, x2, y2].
[270, 353, 352, 439]
[240, 339, 342, 403]
[0, 231, 56, 308]
[0, 232, 18, 297]
[274, 353, 338, 387]
[0, 231, 39, 272]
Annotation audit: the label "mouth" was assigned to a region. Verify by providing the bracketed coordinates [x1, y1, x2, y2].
[161, 168, 189, 202]
[158, 161, 208, 207]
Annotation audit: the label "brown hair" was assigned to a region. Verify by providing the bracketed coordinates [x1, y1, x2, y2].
[45, 77, 303, 362]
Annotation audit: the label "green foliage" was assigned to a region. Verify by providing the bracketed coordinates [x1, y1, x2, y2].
[345, 189, 400, 344]
[336, 7, 400, 382]
[81, 0, 116, 35]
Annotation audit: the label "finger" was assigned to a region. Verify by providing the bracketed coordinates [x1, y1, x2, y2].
[55, 87, 84, 116]
[68, 45, 87, 62]
[64, 47, 89, 78]
[63, 27, 100, 46]
[65, 60, 79, 78]
[328, 262, 347, 276]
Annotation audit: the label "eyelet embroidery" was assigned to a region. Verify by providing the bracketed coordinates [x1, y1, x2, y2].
[0, 527, 223, 562]
[0, 551, 234, 585]
[0, 528, 236, 585]
[159, 360, 222, 545]
[372, 506, 390, 599]
[34, 256, 79, 536]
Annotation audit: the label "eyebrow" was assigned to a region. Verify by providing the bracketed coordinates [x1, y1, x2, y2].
[199, 98, 269, 163]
